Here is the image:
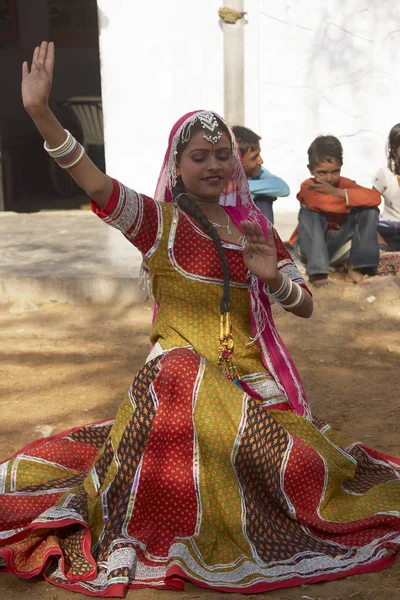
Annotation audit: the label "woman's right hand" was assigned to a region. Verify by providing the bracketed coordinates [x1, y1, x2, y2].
[22, 41, 54, 115]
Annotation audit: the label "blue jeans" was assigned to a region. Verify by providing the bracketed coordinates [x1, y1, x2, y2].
[297, 207, 379, 277]
[378, 224, 400, 251]
[254, 195, 276, 224]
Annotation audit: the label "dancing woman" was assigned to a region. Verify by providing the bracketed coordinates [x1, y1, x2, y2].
[0, 42, 399, 597]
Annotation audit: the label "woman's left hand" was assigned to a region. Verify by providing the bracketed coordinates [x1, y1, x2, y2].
[241, 220, 278, 283]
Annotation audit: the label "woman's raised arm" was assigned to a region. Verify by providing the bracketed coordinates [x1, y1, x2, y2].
[22, 41, 112, 208]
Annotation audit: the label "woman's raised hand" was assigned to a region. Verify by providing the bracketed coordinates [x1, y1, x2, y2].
[22, 41, 55, 115]
[241, 220, 278, 284]
[19, 40, 113, 206]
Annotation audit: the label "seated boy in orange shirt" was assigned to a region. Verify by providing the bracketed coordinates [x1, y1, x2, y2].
[291, 135, 381, 286]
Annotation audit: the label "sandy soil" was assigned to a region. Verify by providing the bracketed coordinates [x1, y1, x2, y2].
[1, 276, 399, 600]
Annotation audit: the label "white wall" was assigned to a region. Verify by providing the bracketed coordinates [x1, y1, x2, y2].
[245, 0, 400, 212]
[97, 0, 399, 217]
[97, 0, 224, 197]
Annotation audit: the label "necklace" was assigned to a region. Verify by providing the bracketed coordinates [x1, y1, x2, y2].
[210, 212, 232, 235]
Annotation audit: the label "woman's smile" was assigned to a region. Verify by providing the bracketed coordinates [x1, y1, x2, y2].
[176, 130, 233, 200]
[202, 174, 223, 184]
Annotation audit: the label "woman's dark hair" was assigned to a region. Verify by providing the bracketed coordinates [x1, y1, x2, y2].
[387, 123, 400, 174]
[173, 115, 231, 315]
[307, 135, 343, 169]
[173, 182, 230, 315]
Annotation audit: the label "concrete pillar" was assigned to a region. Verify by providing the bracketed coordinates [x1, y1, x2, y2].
[222, 0, 245, 126]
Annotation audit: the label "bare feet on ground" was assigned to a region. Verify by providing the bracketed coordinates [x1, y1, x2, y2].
[344, 269, 370, 284]
[309, 274, 335, 287]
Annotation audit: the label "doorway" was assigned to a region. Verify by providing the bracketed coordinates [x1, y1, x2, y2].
[0, 0, 103, 212]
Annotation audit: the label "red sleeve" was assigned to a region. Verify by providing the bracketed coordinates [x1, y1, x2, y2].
[91, 178, 160, 256]
[90, 177, 121, 218]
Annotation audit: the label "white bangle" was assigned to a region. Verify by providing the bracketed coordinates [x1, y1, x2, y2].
[44, 129, 72, 155]
[59, 144, 85, 170]
[270, 273, 288, 297]
[276, 277, 293, 302]
[44, 129, 85, 169]
[269, 273, 293, 301]
[281, 284, 304, 310]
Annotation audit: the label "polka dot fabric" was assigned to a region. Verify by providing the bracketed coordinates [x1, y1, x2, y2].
[0, 190, 399, 596]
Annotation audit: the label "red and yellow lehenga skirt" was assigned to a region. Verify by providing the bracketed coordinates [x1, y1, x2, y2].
[1, 348, 399, 597]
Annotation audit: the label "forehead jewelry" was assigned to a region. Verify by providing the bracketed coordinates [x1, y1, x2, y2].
[198, 113, 223, 144]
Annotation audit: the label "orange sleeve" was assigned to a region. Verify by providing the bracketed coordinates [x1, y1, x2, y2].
[296, 180, 348, 214]
[341, 179, 381, 208]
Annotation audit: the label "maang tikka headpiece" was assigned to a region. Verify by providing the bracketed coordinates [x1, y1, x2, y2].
[160, 110, 253, 204]
[198, 113, 223, 144]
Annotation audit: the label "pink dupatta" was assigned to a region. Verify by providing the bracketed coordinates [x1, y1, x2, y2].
[153, 110, 311, 419]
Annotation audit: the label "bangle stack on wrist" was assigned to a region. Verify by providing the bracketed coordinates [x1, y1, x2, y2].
[269, 273, 293, 303]
[268, 273, 305, 311]
[44, 130, 85, 169]
[281, 284, 304, 310]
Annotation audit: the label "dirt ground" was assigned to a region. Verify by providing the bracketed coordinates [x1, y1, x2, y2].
[1, 276, 399, 600]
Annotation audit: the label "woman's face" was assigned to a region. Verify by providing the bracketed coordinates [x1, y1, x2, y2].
[176, 129, 233, 203]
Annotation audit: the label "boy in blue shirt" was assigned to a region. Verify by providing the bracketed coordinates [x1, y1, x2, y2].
[232, 126, 290, 223]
